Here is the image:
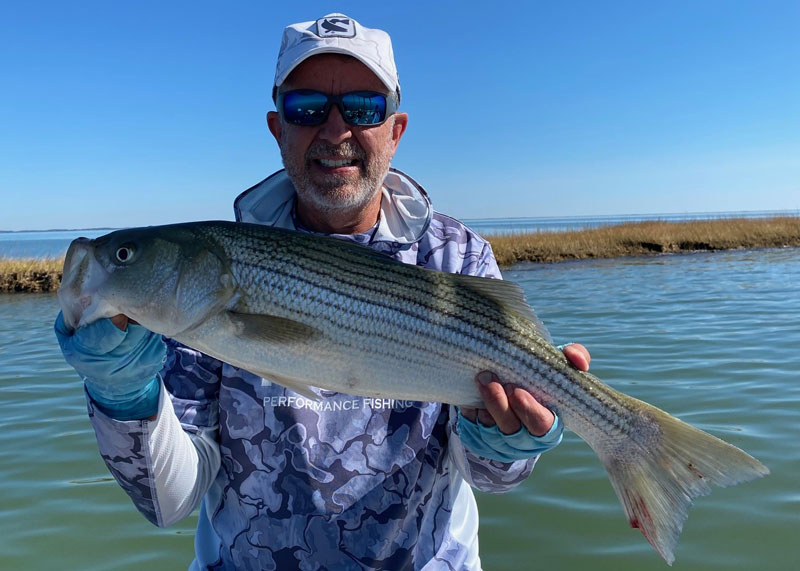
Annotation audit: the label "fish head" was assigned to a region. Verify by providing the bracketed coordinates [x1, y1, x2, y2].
[58, 224, 236, 337]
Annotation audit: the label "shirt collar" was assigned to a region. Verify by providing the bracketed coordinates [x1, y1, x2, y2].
[233, 167, 432, 245]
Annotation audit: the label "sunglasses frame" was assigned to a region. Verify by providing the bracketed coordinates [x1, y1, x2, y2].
[277, 89, 398, 127]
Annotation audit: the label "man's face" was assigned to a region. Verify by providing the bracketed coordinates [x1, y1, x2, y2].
[267, 54, 408, 216]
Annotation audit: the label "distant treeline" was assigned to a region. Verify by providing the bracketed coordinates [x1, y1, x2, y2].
[2, 217, 800, 293]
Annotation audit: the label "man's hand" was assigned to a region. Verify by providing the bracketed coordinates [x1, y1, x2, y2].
[54, 311, 165, 421]
[460, 344, 590, 436]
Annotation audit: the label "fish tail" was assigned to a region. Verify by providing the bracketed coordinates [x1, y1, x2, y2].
[593, 399, 769, 565]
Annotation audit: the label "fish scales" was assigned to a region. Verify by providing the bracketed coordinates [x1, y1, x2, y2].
[227, 224, 517, 338]
[232, 260, 485, 372]
[266, 233, 629, 414]
[221, 231, 540, 384]
[233, 244, 524, 400]
[58, 220, 769, 565]
[216, 223, 655, 442]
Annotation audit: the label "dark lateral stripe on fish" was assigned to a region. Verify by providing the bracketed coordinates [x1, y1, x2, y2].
[225, 234, 636, 428]
[232, 256, 634, 431]
[233, 253, 521, 351]
[242, 248, 532, 350]
[232, 260, 508, 371]
[220, 227, 512, 329]
[238, 251, 505, 339]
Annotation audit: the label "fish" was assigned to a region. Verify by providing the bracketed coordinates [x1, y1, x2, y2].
[57, 220, 769, 565]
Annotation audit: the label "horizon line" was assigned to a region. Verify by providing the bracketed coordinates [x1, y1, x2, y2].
[2, 208, 800, 233]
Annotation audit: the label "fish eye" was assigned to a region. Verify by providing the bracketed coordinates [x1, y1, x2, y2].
[115, 245, 135, 263]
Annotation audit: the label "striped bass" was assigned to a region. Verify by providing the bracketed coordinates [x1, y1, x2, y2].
[57, 220, 768, 565]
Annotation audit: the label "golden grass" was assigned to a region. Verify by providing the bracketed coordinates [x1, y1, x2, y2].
[488, 216, 800, 266]
[0, 257, 64, 293]
[1, 217, 799, 293]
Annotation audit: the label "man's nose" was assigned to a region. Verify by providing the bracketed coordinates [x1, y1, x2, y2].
[317, 104, 352, 144]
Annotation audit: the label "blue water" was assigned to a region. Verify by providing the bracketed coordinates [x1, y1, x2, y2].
[0, 229, 117, 259]
[0, 247, 798, 569]
[2, 210, 798, 258]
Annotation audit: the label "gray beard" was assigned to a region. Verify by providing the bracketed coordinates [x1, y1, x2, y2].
[282, 141, 392, 215]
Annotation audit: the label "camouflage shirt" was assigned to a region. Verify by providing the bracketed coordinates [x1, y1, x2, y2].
[88, 169, 549, 570]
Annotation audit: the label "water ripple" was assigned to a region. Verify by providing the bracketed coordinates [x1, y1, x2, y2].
[2, 249, 799, 569]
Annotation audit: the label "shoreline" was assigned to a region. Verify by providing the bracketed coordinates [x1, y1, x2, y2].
[0, 257, 63, 294]
[2, 217, 799, 294]
[487, 216, 800, 266]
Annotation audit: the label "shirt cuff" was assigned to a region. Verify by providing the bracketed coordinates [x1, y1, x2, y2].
[456, 410, 564, 462]
[86, 376, 161, 421]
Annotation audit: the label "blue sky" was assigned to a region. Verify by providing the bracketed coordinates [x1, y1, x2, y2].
[2, 1, 798, 231]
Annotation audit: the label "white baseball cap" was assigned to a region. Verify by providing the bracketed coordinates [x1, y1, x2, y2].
[273, 13, 400, 101]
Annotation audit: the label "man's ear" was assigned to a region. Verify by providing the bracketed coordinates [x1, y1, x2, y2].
[390, 112, 408, 153]
[267, 111, 282, 144]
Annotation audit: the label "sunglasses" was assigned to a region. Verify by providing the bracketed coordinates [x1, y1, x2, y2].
[277, 90, 398, 127]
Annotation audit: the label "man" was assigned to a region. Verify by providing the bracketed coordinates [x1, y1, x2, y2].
[56, 14, 590, 570]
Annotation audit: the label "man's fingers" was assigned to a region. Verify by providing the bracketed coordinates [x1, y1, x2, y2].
[563, 343, 591, 371]
[459, 405, 497, 426]
[110, 314, 130, 331]
[469, 370, 559, 436]
[476, 372, 522, 434]
[507, 387, 555, 437]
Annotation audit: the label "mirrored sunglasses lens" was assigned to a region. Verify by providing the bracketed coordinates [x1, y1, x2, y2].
[341, 93, 387, 125]
[283, 91, 328, 125]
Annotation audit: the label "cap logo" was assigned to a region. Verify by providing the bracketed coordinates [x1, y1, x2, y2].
[316, 17, 356, 38]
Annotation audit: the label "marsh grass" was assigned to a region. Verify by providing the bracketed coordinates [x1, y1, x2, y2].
[0, 257, 63, 293]
[1, 217, 799, 292]
[488, 216, 800, 266]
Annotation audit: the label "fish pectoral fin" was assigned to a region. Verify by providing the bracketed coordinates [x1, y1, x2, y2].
[225, 311, 319, 344]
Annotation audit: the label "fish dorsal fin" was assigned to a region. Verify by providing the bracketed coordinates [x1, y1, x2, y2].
[448, 274, 553, 343]
[292, 232, 553, 342]
[226, 311, 319, 344]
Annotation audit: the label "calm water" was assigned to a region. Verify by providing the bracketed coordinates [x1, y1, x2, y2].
[2, 210, 798, 258]
[0, 229, 116, 259]
[1, 248, 798, 570]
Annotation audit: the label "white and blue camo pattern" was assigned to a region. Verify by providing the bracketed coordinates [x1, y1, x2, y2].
[87, 172, 543, 570]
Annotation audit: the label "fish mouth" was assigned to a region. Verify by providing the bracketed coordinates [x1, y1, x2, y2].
[57, 238, 110, 330]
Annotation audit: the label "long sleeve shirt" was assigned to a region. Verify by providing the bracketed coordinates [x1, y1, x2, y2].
[87, 170, 552, 570]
